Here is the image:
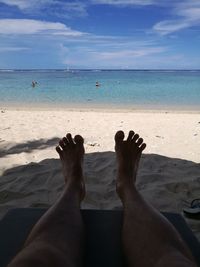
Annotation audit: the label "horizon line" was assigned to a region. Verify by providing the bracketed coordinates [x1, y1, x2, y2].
[0, 68, 200, 71]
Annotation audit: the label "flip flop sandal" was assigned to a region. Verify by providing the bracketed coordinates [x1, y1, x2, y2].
[183, 198, 200, 219]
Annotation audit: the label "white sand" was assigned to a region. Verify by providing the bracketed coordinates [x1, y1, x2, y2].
[0, 108, 200, 241]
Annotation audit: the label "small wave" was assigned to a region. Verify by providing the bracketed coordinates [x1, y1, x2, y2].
[91, 69, 102, 72]
[0, 69, 15, 72]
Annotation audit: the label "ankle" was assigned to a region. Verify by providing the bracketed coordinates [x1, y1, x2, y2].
[64, 164, 83, 180]
[64, 181, 85, 202]
[116, 177, 136, 200]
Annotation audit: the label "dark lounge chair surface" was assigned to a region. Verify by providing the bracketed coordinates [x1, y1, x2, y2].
[0, 208, 199, 267]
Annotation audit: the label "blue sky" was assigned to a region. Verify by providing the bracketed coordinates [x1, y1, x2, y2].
[0, 0, 200, 69]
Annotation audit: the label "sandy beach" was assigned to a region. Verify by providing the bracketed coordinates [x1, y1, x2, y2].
[0, 107, 200, 241]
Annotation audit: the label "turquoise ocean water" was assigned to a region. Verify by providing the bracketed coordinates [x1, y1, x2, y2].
[0, 69, 200, 109]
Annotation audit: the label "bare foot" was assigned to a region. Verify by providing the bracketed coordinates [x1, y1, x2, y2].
[115, 130, 146, 198]
[56, 133, 85, 200]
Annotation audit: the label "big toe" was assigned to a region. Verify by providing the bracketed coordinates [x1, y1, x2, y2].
[74, 135, 84, 146]
[115, 131, 125, 145]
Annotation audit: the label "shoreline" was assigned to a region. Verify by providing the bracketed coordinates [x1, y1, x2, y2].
[1, 103, 200, 114]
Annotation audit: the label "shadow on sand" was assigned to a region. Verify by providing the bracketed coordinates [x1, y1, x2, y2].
[0, 151, 199, 209]
[0, 137, 60, 158]
[0, 150, 200, 240]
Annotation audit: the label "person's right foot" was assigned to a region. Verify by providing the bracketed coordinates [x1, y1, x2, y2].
[115, 130, 146, 198]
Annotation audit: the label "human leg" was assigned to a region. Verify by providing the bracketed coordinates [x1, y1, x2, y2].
[8, 133, 85, 267]
[115, 130, 196, 267]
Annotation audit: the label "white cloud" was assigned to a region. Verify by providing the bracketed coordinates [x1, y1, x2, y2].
[0, 0, 178, 12]
[153, 20, 190, 35]
[179, 7, 200, 21]
[0, 0, 88, 18]
[50, 2, 88, 18]
[90, 0, 156, 6]
[0, 19, 85, 36]
[153, 1, 200, 35]
[90, 47, 166, 60]
[0, 46, 28, 52]
[0, 0, 33, 9]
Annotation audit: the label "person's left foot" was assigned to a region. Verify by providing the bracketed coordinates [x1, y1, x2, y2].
[56, 133, 85, 200]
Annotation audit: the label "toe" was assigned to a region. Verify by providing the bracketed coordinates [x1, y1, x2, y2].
[115, 131, 125, 144]
[74, 135, 84, 145]
[140, 143, 146, 151]
[132, 133, 139, 143]
[59, 139, 65, 149]
[136, 138, 143, 146]
[127, 130, 134, 141]
[66, 133, 74, 145]
[63, 137, 69, 145]
[56, 146, 63, 156]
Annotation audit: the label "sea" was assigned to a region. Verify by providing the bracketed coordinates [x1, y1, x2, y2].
[0, 69, 200, 110]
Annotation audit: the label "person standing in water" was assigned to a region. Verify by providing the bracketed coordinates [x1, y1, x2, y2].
[31, 81, 38, 88]
[96, 81, 100, 87]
